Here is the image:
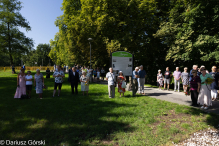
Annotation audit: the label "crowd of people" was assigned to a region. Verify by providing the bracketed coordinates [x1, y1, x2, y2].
[155, 65, 219, 110]
[13, 63, 219, 110]
[13, 65, 108, 99]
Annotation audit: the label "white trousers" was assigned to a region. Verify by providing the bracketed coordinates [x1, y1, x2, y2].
[174, 79, 180, 91]
[211, 89, 218, 99]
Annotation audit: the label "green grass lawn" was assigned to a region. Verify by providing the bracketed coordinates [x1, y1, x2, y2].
[1, 71, 219, 146]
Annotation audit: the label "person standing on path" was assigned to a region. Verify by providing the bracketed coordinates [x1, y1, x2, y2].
[189, 65, 200, 82]
[197, 67, 213, 110]
[157, 69, 164, 90]
[181, 67, 189, 93]
[69, 67, 80, 95]
[164, 67, 172, 91]
[209, 66, 219, 101]
[132, 67, 139, 95]
[14, 68, 26, 98]
[173, 67, 181, 92]
[189, 70, 201, 107]
[53, 65, 65, 97]
[106, 67, 115, 98]
[34, 69, 44, 99]
[138, 65, 146, 95]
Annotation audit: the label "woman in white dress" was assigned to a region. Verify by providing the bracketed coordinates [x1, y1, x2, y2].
[80, 71, 90, 96]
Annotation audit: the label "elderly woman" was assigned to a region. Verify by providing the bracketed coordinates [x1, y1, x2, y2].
[34, 69, 44, 99]
[157, 69, 164, 90]
[190, 70, 201, 107]
[14, 68, 26, 98]
[181, 67, 189, 93]
[197, 67, 213, 109]
[173, 67, 181, 92]
[117, 71, 126, 97]
[80, 71, 89, 96]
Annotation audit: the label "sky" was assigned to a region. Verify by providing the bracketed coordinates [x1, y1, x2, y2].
[19, 0, 64, 49]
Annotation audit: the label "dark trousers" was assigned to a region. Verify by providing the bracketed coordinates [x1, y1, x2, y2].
[71, 83, 78, 94]
[191, 90, 198, 105]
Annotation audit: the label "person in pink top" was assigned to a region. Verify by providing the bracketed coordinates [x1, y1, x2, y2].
[173, 67, 181, 92]
[14, 68, 26, 98]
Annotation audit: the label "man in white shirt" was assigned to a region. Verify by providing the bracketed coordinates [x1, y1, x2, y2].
[106, 67, 115, 98]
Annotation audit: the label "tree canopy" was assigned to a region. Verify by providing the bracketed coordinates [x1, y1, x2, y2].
[0, 0, 34, 65]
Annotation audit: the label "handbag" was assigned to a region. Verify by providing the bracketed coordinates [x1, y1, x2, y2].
[122, 81, 126, 88]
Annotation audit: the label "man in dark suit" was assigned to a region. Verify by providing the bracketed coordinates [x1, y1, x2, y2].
[69, 67, 80, 94]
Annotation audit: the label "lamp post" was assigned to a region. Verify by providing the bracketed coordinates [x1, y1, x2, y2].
[88, 38, 93, 82]
[88, 38, 92, 69]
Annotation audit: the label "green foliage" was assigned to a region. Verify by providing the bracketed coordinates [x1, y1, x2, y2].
[154, 0, 219, 63]
[0, 0, 34, 65]
[22, 44, 53, 66]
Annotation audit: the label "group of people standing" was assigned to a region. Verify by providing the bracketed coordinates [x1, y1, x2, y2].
[14, 65, 108, 99]
[14, 68, 44, 99]
[156, 65, 219, 109]
[132, 65, 147, 95]
[106, 68, 127, 98]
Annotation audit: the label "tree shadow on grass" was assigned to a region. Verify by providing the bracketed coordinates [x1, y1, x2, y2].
[0, 88, 137, 146]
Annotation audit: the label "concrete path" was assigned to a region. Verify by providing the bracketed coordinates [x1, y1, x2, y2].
[96, 80, 219, 115]
[143, 86, 219, 115]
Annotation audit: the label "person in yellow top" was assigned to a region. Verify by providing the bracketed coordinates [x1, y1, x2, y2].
[197, 67, 214, 110]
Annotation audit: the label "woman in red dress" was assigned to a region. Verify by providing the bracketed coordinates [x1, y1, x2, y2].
[117, 71, 126, 97]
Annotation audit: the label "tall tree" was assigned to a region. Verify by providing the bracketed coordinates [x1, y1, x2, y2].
[0, 0, 33, 65]
[154, 0, 219, 64]
[22, 44, 53, 66]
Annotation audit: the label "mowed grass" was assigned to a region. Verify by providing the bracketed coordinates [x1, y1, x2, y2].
[1, 71, 219, 146]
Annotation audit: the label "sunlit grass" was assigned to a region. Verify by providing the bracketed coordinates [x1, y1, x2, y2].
[0, 71, 219, 145]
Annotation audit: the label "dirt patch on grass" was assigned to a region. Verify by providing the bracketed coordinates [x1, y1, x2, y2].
[149, 109, 210, 144]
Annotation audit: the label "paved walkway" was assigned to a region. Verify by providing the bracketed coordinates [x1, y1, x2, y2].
[96, 80, 219, 115]
[143, 86, 219, 115]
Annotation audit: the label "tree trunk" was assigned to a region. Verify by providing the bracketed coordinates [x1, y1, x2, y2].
[8, 22, 13, 65]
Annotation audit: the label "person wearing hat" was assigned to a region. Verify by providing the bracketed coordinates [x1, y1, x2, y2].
[132, 67, 139, 95]
[117, 71, 126, 97]
[34, 69, 44, 99]
[157, 69, 164, 90]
